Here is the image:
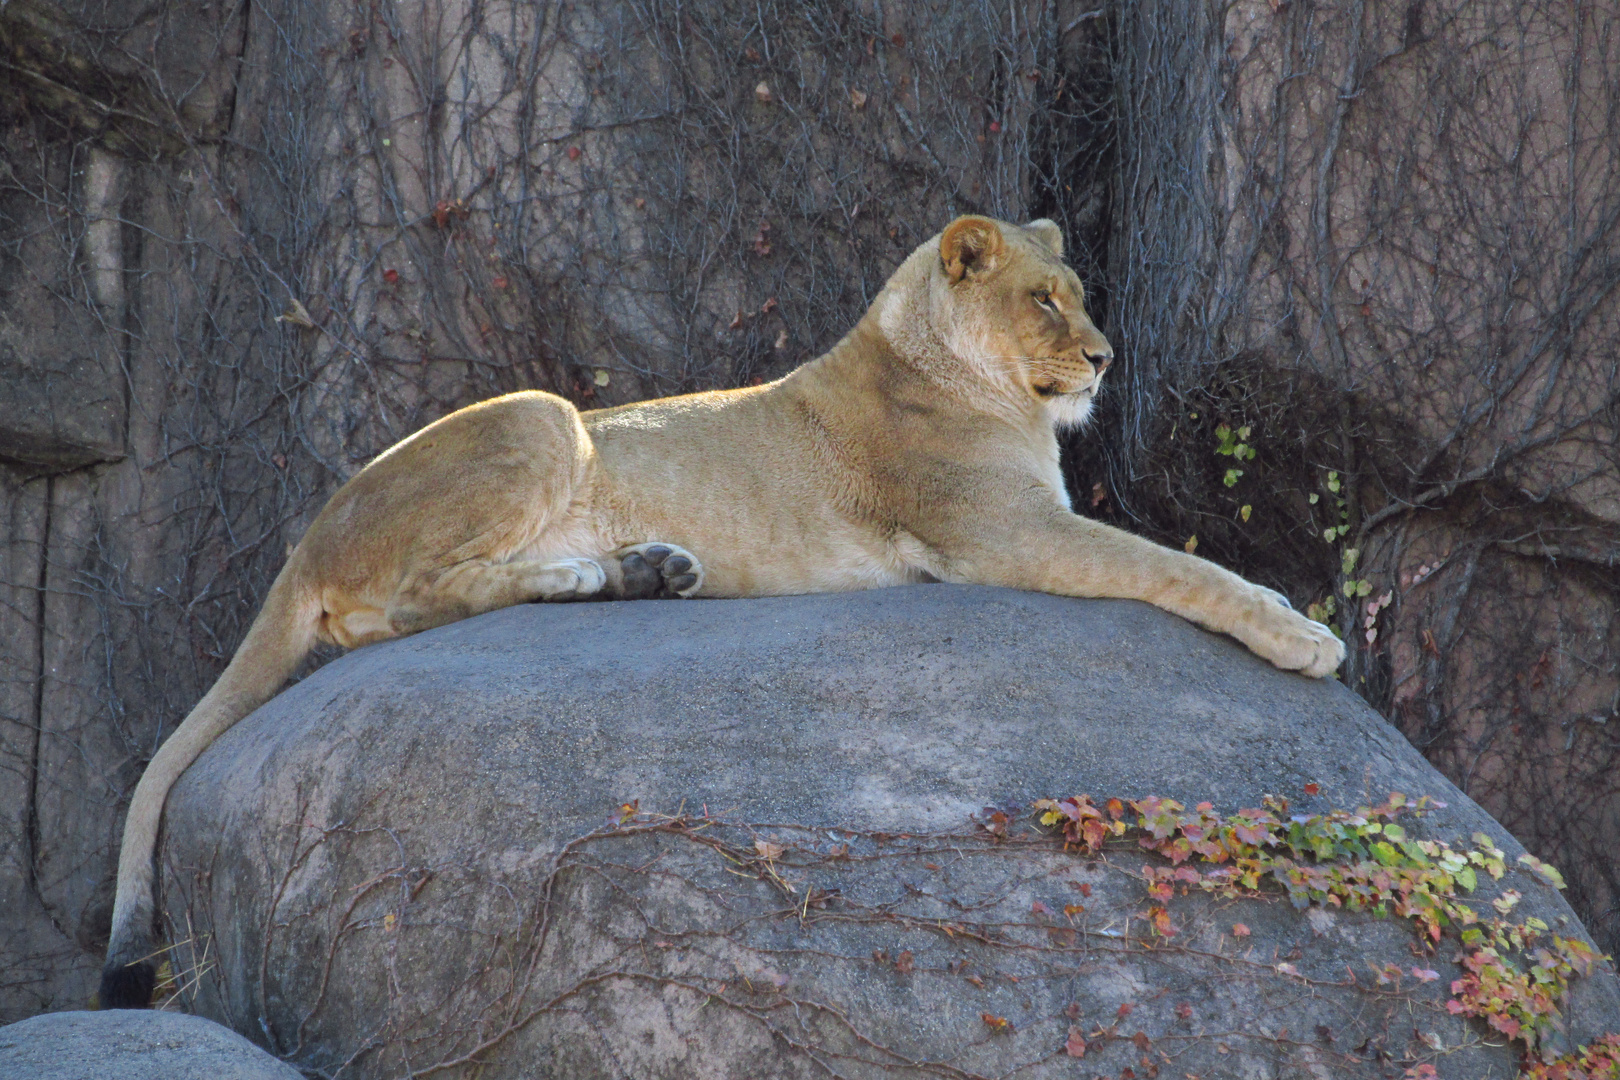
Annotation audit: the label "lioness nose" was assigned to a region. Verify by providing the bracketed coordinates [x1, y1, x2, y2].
[1088, 349, 1113, 373]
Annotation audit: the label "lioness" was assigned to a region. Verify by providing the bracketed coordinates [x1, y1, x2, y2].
[99, 215, 1342, 1008]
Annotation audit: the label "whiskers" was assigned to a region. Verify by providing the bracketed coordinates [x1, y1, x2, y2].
[978, 352, 1103, 393]
[963, 351, 1100, 430]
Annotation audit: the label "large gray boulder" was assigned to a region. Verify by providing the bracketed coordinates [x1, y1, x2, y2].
[157, 585, 1620, 1078]
[0, 1009, 302, 1079]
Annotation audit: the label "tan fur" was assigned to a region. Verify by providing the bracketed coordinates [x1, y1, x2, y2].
[100, 216, 1343, 1002]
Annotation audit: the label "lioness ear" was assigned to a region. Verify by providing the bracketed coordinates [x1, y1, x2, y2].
[1025, 219, 1063, 256]
[940, 216, 1005, 284]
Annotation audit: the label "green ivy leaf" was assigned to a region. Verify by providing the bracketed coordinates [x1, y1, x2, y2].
[1518, 855, 1567, 889]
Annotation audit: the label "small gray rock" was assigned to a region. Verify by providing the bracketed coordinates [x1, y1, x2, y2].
[0, 1009, 301, 1080]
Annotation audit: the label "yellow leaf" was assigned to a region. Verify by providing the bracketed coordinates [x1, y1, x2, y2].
[277, 297, 317, 329]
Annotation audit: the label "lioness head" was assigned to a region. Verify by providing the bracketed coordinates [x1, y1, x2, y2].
[891, 215, 1113, 429]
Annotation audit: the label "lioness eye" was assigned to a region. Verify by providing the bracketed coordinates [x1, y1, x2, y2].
[1033, 289, 1056, 310]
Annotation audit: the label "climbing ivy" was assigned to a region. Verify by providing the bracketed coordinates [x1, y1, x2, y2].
[1030, 792, 1615, 1075]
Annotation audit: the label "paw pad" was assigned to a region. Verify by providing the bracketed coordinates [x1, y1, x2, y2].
[614, 543, 704, 599]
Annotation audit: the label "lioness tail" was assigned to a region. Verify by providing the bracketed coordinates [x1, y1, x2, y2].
[99, 565, 320, 1008]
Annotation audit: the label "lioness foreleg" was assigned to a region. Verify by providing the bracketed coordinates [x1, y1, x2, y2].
[937, 502, 1344, 678]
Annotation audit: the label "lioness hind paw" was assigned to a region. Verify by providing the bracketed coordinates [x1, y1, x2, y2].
[612, 543, 704, 599]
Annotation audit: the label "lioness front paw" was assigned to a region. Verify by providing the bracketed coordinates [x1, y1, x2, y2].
[612, 543, 704, 599]
[1241, 589, 1345, 678]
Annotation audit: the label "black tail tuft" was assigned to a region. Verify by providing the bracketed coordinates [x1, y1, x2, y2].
[99, 960, 156, 1009]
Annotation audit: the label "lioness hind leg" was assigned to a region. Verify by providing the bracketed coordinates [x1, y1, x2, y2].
[387, 557, 607, 636]
[609, 543, 704, 599]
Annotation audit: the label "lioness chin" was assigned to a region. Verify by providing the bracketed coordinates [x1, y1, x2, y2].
[97, 214, 1343, 1009]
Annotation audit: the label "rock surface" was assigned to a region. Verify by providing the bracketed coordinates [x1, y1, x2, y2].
[158, 585, 1620, 1078]
[0, 1009, 302, 1079]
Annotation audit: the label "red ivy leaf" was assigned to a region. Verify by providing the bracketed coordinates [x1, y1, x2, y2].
[1065, 1026, 1087, 1057]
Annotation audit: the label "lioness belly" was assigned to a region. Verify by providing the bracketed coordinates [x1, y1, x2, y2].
[583, 388, 933, 597]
